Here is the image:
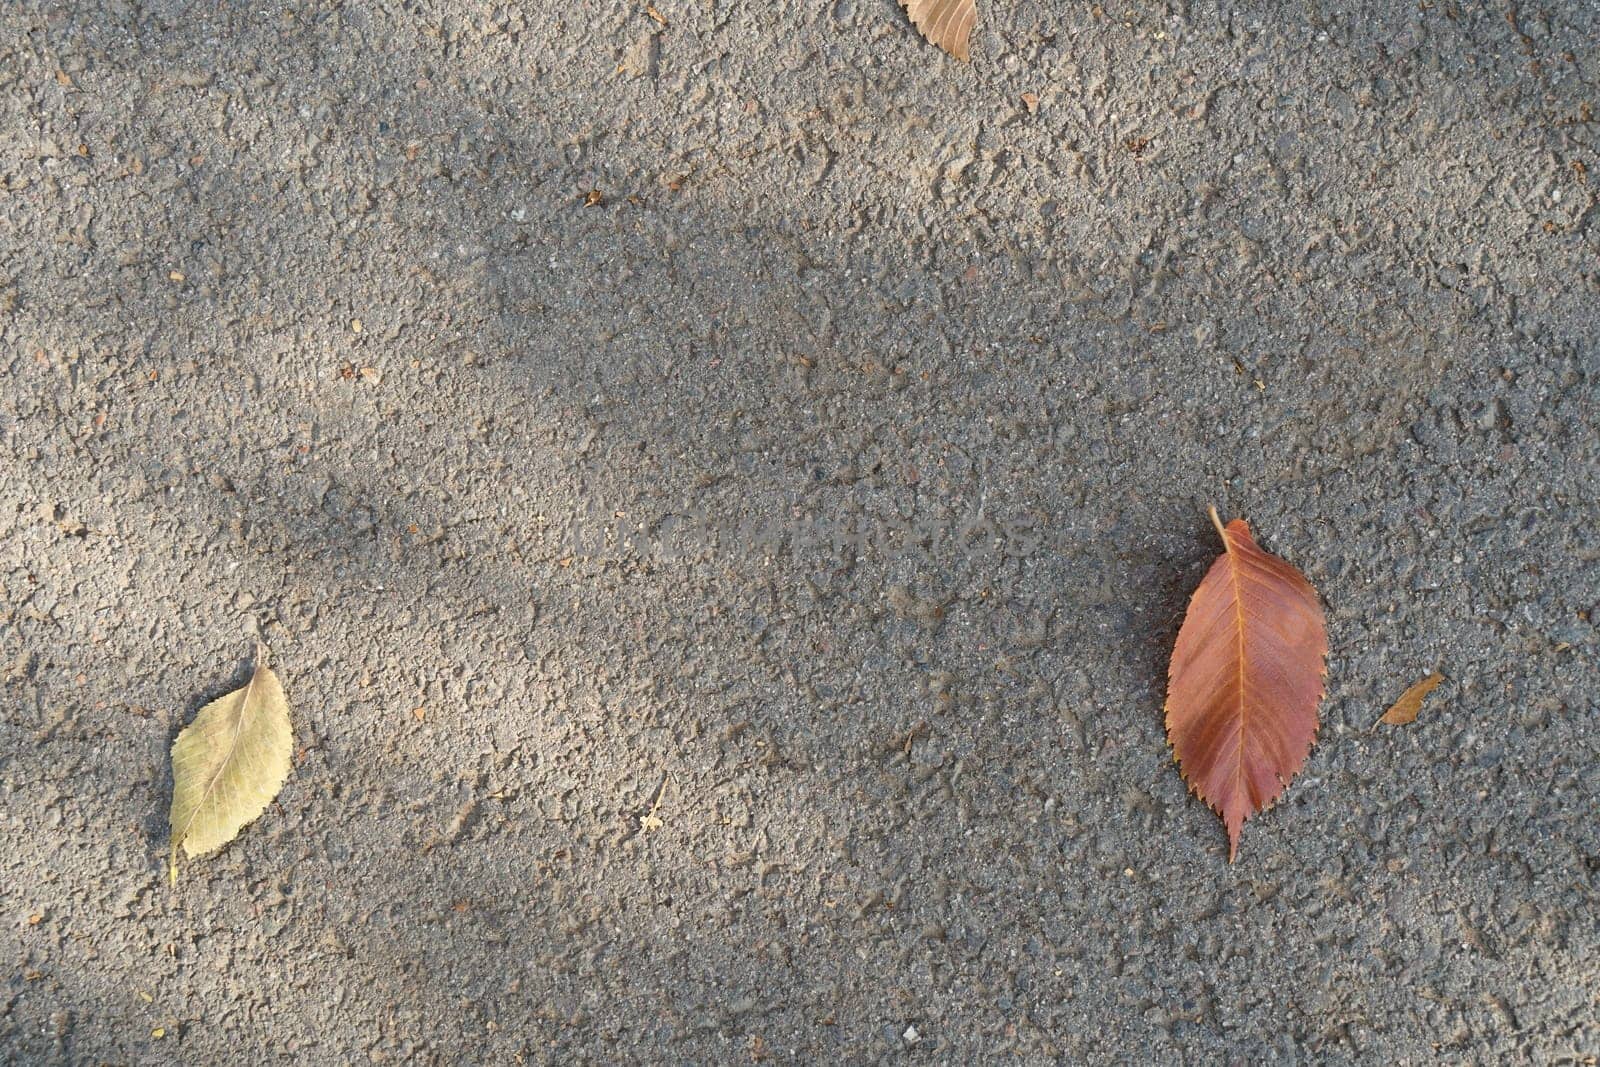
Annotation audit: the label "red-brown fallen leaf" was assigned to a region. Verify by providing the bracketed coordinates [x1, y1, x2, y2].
[903, 0, 976, 60]
[1378, 671, 1442, 726]
[1166, 508, 1327, 861]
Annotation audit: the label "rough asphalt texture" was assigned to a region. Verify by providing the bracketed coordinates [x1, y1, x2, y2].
[2, 0, 1598, 1062]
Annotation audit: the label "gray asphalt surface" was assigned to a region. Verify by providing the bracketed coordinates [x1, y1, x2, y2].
[3, 0, 1598, 1062]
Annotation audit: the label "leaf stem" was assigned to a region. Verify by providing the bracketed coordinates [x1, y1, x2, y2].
[1208, 505, 1227, 541]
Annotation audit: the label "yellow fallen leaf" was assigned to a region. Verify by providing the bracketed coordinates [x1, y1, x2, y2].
[903, 0, 977, 60]
[169, 652, 292, 884]
[152, 1028, 166, 1039]
[1378, 671, 1443, 726]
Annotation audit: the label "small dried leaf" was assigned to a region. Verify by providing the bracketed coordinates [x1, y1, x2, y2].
[903, 0, 977, 60]
[1166, 508, 1327, 861]
[168, 656, 292, 884]
[1378, 672, 1443, 726]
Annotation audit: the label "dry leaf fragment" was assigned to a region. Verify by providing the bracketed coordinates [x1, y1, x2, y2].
[1378, 672, 1443, 726]
[1166, 508, 1327, 861]
[168, 653, 292, 884]
[639, 774, 669, 833]
[903, 0, 977, 60]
